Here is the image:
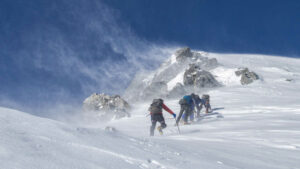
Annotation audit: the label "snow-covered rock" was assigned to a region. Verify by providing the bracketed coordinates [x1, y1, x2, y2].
[235, 67, 259, 85]
[83, 93, 130, 120]
[211, 67, 241, 86]
[175, 47, 193, 63]
[183, 64, 220, 88]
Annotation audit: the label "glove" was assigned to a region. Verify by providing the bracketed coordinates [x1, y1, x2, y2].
[172, 113, 176, 118]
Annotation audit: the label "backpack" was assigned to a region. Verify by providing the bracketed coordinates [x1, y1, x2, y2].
[195, 95, 201, 100]
[178, 98, 186, 105]
[149, 99, 163, 114]
[193, 95, 201, 104]
[179, 96, 190, 105]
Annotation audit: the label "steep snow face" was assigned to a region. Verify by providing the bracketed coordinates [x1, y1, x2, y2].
[2, 53, 300, 169]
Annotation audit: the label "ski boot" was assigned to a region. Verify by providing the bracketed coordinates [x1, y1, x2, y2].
[179, 119, 185, 125]
[183, 121, 191, 125]
[157, 126, 163, 135]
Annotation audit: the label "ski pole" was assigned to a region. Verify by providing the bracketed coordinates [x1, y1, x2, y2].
[174, 118, 181, 134]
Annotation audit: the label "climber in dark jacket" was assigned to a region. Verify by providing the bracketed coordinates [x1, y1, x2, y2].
[192, 94, 202, 118]
[176, 94, 198, 125]
[149, 99, 176, 136]
[199, 94, 212, 114]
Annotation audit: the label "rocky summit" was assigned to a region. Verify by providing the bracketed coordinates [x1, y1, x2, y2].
[123, 47, 222, 102]
[175, 47, 193, 63]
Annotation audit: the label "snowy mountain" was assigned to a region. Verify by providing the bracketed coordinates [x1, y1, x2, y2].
[1, 51, 300, 169]
[123, 48, 259, 102]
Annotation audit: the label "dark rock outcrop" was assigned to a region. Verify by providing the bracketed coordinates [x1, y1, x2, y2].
[83, 93, 130, 120]
[235, 68, 259, 85]
[183, 64, 219, 88]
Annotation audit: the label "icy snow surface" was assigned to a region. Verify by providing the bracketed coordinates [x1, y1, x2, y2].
[210, 67, 240, 86]
[167, 71, 185, 91]
[1, 53, 300, 169]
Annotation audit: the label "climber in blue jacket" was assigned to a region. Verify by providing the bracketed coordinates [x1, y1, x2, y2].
[176, 93, 200, 124]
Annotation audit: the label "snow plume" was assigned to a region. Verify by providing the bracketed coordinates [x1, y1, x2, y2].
[0, 0, 177, 117]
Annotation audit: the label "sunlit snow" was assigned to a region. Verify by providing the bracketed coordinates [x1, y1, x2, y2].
[1, 52, 300, 169]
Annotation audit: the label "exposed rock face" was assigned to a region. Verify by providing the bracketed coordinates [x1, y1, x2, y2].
[235, 68, 259, 85]
[83, 93, 130, 120]
[175, 47, 193, 63]
[184, 64, 220, 88]
[152, 49, 218, 84]
[141, 81, 168, 100]
[176, 50, 218, 69]
[167, 83, 187, 98]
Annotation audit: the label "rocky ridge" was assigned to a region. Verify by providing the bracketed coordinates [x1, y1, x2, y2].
[123, 47, 221, 102]
[83, 93, 130, 120]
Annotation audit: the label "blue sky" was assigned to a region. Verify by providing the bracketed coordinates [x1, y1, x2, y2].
[0, 0, 299, 114]
[104, 0, 300, 56]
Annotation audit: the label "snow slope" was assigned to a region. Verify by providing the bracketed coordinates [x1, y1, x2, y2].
[1, 53, 300, 169]
[0, 107, 182, 169]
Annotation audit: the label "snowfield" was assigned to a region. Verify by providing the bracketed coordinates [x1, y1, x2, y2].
[1, 53, 300, 169]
